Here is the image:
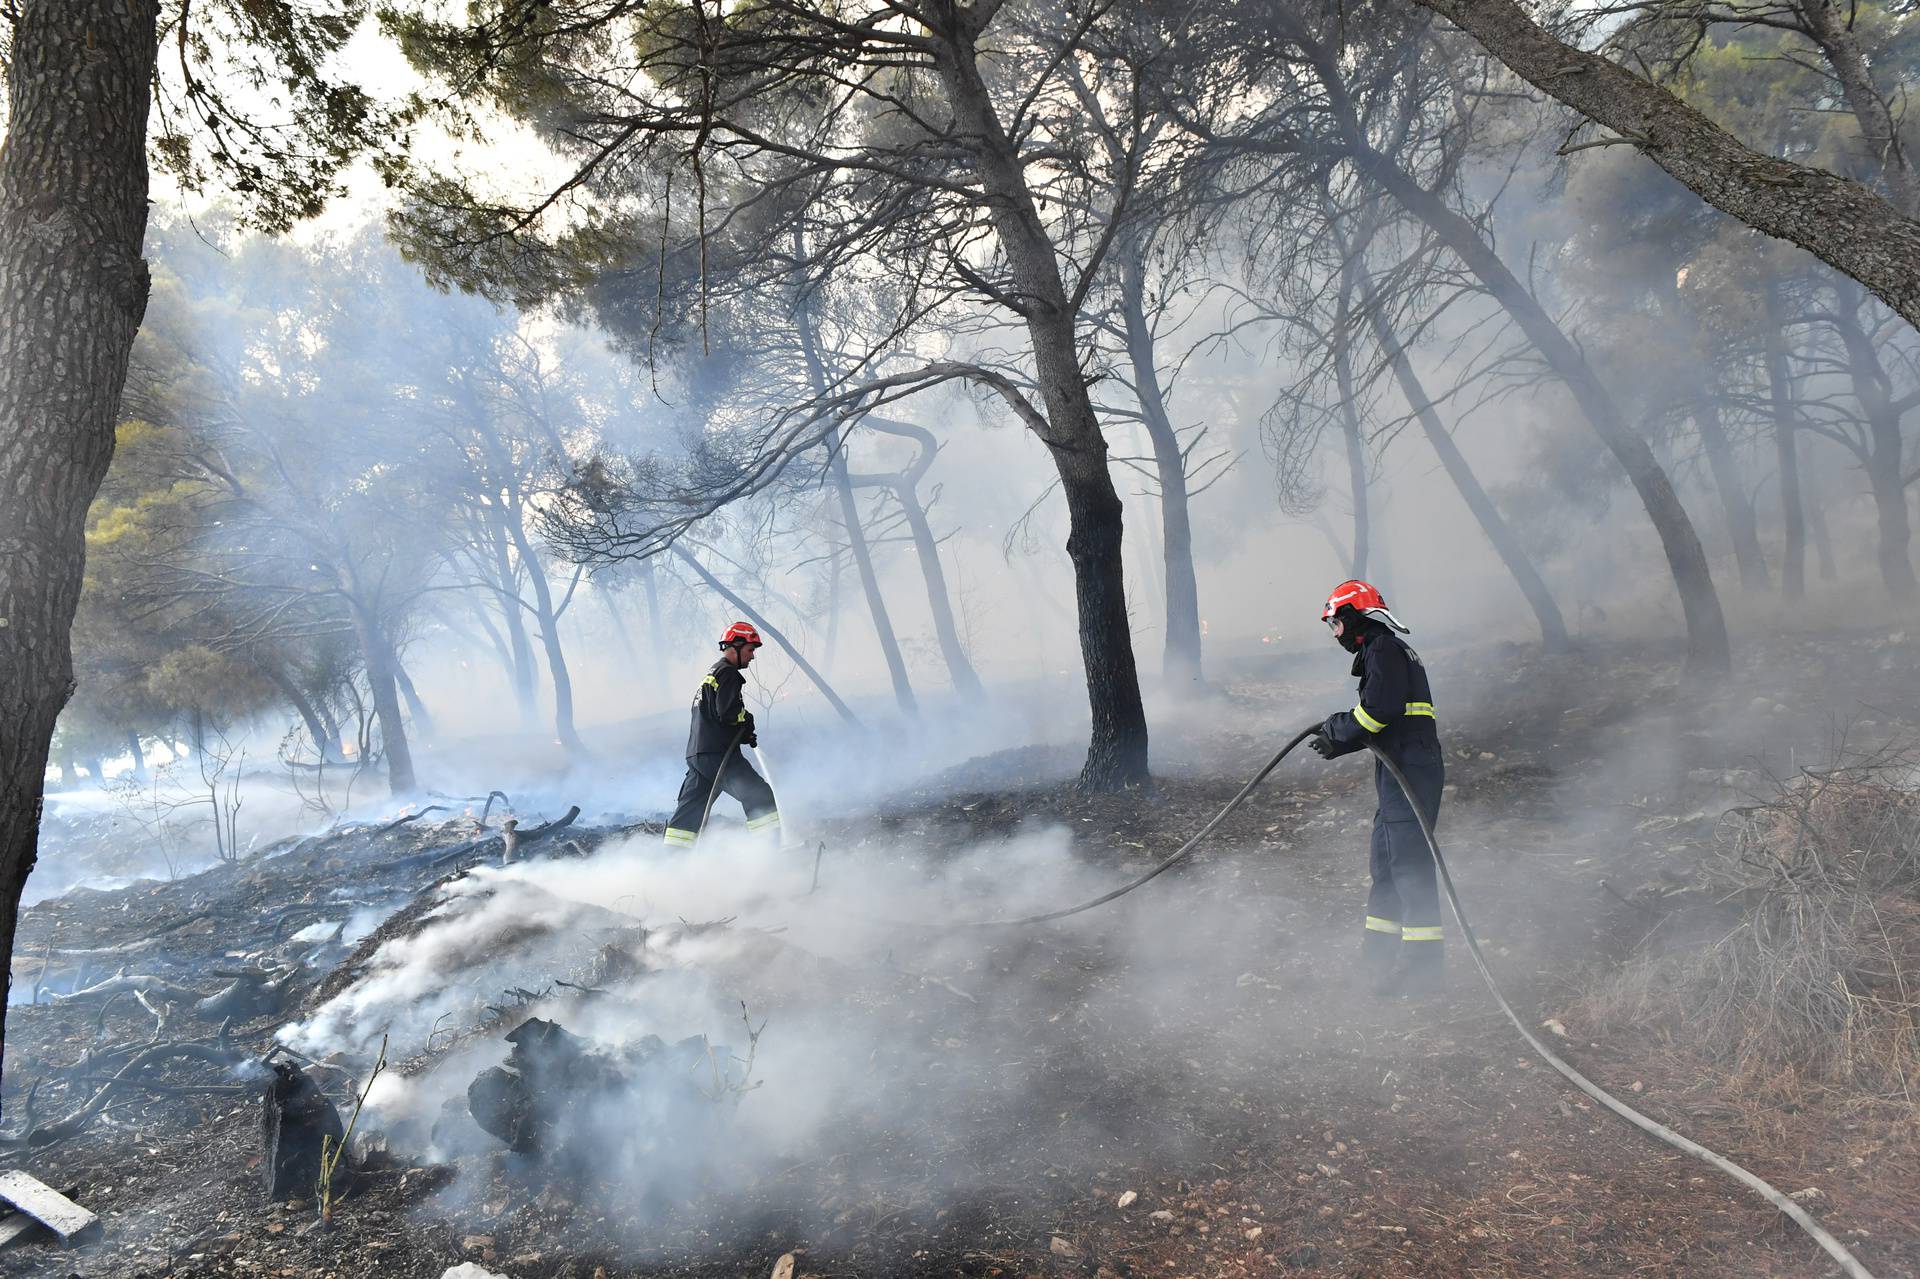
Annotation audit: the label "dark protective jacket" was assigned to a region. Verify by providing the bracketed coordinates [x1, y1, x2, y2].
[685, 660, 752, 761]
[1320, 627, 1437, 762]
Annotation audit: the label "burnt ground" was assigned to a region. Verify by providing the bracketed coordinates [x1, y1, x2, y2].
[2, 625, 1918, 1279]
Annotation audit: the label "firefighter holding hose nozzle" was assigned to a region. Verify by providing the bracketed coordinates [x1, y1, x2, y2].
[1309, 581, 1446, 996]
[663, 622, 782, 849]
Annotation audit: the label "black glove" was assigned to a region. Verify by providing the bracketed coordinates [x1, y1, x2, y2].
[1309, 714, 1341, 759]
[741, 713, 758, 748]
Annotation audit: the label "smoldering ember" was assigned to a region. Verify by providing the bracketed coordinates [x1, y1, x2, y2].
[3, 2, 1920, 1278]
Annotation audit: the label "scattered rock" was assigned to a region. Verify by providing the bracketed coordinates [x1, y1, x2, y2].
[441, 1266, 508, 1279]
[1149, 1209, 1175, 1222]
[771, 1252, 797, 1279]
[1115, 1190, 1137, 1210]
[460, 1234, 495, 1255]
[1049, 1235, 1076, 1257]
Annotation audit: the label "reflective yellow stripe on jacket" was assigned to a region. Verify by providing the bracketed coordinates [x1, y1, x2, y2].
[1352, 701, 1437, 732]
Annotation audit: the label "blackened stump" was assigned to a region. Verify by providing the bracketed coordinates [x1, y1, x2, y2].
[261, 1062, 346, 1202]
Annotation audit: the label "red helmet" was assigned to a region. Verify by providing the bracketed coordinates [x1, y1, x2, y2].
[1320, 580, 1411, 634]
[719, 621, 763, 649]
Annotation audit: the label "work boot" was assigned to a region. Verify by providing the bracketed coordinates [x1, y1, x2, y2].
[1394, 940, 1446, 996]
[1360, 928, 1400, 994]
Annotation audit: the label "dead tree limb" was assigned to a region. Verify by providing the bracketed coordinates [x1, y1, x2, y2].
[49, 976, 206, 1008]
[2, 1043, 250, 1147]
[372, 805, 450, 836]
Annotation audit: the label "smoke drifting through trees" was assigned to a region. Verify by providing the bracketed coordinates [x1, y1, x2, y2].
[4, 0, 1918, 1085]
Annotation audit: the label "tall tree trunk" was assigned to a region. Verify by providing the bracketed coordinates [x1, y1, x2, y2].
[936, 15, 1150, 786]
[601, 585, 640, 661]
[891, 487, 986, 699]
[189, 707, 207, 759]
[316, 699, 343, 762]
[1692, 393, 1771, 590]
[1123, 425, 1169, 616]
[81, 756, 105, 787]
[640, 556, 667, 675]
[489, 533, 539, 727]
[1404, 0, 1920, 333]
[351, 604, 417, 794]
[1806, 471, 1839, 581]
[1117, 254, 1206, 690]
[668, 545, 863, 728]
[1335, 377, 1371, 578]
[260, 663, 338, 762]
[1345, 142, 1731, 671]
[1332, 270, 1372, 579]
[126, 731, 147, 781]
[1794, 0, 1920, 217]
[828, 436, 918, 713]
[791, 293, 919, 714]
[1364, 295, 1571, 651]
[822, 535, 843, 677]
[460, 594, 514, 690]
[393, 661, 434, 740]
[1830, 289, 1917, 598]
[0, 0, 157, 1082]
[506, 516, 585, 754]
[1763, 285, 1807, 601]
[859, 417, 986, 699]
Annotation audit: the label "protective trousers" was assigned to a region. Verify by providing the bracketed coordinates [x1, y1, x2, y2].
[663, 749, 780, 849]
[1363, 734, 1445, 947]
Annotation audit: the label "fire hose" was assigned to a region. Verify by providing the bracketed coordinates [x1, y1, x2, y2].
[1365, 742, 1875, 1279]
[744, 720, 1874, 1278]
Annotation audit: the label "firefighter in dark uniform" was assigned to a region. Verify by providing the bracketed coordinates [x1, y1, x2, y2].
[1308, 580, 1446, 994]
[663, 622, 782, 849]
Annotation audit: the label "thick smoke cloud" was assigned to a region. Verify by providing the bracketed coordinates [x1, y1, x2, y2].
[281, 805, 1323, 1235]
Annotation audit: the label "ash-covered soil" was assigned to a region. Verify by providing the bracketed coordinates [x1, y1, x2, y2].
[2, 627, 1917, 1279]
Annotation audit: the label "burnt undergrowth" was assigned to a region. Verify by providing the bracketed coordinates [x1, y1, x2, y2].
[1581, 736, 1920, 1112]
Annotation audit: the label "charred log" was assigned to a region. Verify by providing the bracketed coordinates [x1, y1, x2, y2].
[466, 1018, 715, 1162]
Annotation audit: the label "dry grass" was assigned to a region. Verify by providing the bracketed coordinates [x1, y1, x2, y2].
[1584, 742, 1920, 1111]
